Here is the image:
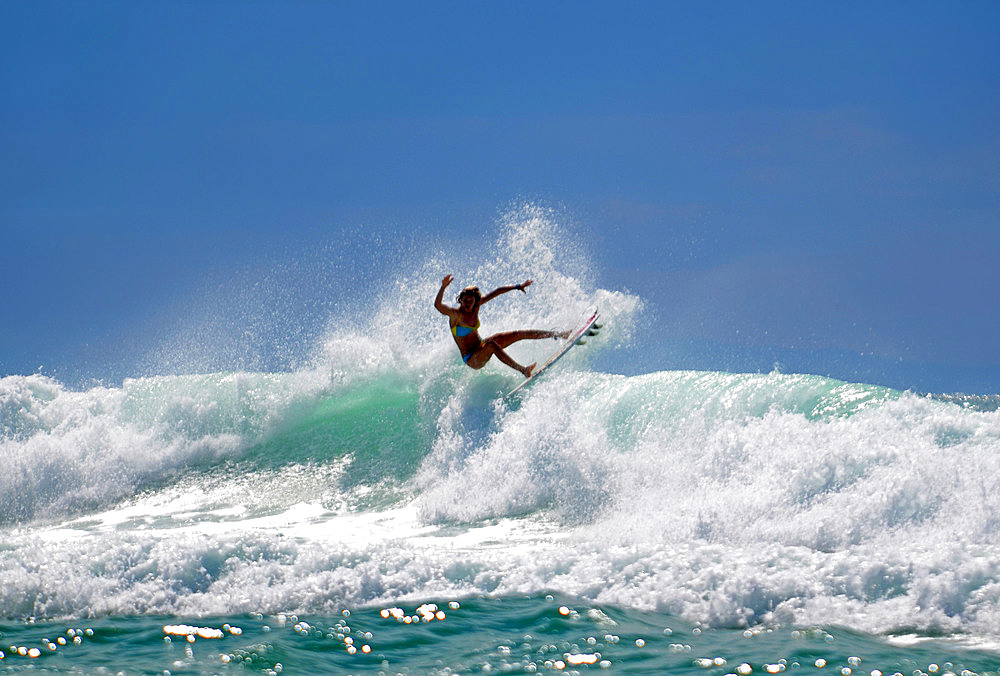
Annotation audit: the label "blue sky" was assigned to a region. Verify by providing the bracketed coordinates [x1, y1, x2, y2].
[2, 1, 998, 392]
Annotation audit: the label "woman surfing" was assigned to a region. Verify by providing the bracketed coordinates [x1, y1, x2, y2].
[435, 275, 568, 378]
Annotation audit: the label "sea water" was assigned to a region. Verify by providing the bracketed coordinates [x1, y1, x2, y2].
[2, 209, 999, 674]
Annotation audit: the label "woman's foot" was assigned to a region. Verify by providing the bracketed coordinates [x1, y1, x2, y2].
[521, 363, 537, 378]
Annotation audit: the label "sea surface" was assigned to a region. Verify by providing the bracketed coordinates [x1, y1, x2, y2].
[2, 213, 999, 674]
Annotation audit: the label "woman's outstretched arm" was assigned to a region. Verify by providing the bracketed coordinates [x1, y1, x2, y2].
[481, 279, 532, 304]
[435, 274, 456, 316]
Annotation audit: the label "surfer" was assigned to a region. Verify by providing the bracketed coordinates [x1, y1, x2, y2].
[435, 275, 568, 378]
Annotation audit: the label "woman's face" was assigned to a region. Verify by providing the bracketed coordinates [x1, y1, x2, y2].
[459, 294, 476, 311]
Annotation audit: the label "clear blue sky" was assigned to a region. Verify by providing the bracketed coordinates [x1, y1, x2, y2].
[2, 1, 998, 391]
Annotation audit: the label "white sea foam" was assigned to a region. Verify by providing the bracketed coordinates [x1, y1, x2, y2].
[4, 366, 999, 639]
[409, 368, 1000, 635]
[0, 370, 335, 525]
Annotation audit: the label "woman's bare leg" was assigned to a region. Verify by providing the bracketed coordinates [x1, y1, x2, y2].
[489, 329, 568, 350]
[490, 341, 536, 377]
[465, 340, 532, 376]
[465, 329, 569, 377]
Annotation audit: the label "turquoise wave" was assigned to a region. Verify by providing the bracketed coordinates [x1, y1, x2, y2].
[0, 363, 988, 528]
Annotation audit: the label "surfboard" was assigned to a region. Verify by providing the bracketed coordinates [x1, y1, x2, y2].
[507, 309, 601, 397]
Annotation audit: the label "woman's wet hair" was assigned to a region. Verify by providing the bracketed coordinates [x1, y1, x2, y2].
[457, 286, 482, 303]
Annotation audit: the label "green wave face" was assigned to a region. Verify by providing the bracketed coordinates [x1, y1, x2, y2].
[243, 375, 427, 486]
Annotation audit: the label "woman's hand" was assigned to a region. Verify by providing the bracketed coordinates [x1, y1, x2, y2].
[518, 279, 533, 292]
[435, 274, 456, 315]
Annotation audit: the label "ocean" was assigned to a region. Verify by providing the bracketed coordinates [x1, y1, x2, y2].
[2, 213, 999, 674]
